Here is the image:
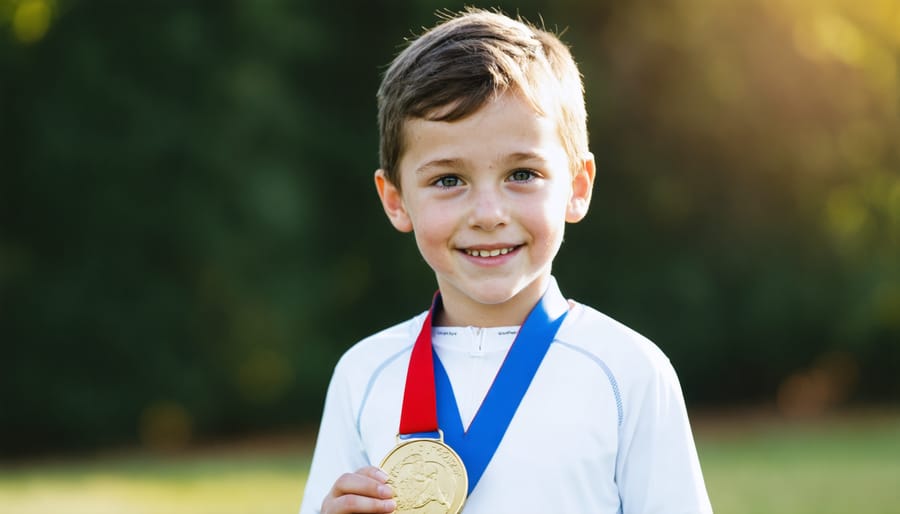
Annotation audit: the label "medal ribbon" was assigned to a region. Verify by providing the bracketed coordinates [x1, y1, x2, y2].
[397, 281, 569, 495]
[397, 291, 439, 435]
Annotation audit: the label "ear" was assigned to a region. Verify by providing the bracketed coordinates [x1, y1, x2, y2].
[566, 153, 596, 223]
[374, 169, 413, 233]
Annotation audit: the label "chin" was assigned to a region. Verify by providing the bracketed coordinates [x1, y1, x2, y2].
[469, 291, 518, 306]
[465, 280, 531, 305]
[444, 282, 515, 306]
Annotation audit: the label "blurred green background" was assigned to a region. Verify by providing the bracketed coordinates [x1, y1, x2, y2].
[1, 0, 899, 511]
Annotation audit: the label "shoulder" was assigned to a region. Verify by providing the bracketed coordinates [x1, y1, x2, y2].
[554, 302, 676, 386]
[330, 311, 426, 383]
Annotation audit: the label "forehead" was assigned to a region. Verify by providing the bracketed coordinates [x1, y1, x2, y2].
[397, 92, 567, 178]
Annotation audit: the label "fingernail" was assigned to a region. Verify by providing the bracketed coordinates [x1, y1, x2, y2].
[378, 484, 394, 498]
[375, 469, 389, 482]
[383, 499, 397, 511]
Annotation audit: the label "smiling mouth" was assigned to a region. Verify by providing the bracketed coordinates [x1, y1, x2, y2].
[463, 246, 519, 257]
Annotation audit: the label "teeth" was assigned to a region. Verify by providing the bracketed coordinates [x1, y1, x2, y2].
[466, 247, 515, 257]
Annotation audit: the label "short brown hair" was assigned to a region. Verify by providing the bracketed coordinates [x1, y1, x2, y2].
[377, 8, 588, 186]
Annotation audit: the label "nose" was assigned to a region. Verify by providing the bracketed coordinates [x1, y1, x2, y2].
[467, 185, 508, 231]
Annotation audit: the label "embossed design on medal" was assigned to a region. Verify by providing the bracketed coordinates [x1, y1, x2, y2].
[380, 439, 467, 514]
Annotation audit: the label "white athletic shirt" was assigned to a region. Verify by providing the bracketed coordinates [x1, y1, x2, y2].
[299, 283, 712, 514]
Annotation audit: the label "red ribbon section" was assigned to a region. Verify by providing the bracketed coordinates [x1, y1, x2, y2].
[398, 294, 439, 435]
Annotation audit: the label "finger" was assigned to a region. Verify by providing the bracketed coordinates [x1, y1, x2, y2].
[356, 466, 392, 487]
[322, 469, 397, 514]
[331, 469, 394, 499]
[324, 493, 397, 514]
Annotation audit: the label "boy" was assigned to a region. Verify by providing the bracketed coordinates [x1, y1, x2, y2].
[300, 8, 712, 514]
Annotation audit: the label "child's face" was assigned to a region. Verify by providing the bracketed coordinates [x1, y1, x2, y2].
[375, 92, 594, 325]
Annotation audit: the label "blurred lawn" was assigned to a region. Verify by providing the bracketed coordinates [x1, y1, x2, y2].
[697, 411, 900, 514]
[0, 441, 310, 514]
[1, 412, 898, 514]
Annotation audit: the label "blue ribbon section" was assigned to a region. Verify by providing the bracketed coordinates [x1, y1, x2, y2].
[433, 282, 569, 495]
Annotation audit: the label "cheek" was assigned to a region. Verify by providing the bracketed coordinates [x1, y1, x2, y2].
[521, 199, 568, 251]
[410, 208, 455, 251]
[523, 198, 567, 232]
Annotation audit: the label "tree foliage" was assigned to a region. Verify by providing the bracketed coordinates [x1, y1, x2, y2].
[1, 0, 898, 455]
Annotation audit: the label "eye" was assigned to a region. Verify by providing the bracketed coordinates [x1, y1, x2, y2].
[434, 175, 462, 188]
[509, 169, 537, 183]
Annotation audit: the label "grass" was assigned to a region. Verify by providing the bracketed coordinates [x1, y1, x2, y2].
[695, 410, 900, 514]
[0, 442, 310, 514]
[1, 411, 899, 514]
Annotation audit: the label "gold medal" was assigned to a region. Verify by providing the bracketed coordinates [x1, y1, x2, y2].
[380, 434, 468, 514]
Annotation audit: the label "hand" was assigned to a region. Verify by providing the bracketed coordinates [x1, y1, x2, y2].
[321, 466, 397, 514]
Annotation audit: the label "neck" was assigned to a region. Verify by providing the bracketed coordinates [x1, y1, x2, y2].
[434, 276, 551, 327]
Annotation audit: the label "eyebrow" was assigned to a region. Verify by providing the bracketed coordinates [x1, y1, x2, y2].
[415, 158, 464, 175]
[506, 151, 547, 164]
[414, 152, 547, 175]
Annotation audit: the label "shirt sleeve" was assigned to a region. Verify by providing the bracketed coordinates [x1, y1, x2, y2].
[299, 359, 370, 514]
[615, 352, 713, 514]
